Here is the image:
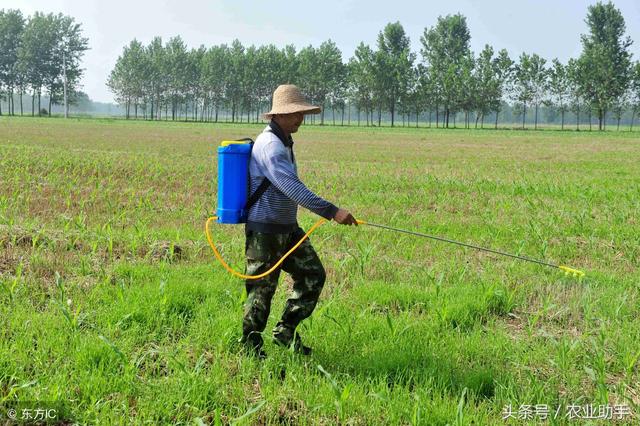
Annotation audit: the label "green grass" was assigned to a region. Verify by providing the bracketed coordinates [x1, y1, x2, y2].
[1, 116, 639, 424]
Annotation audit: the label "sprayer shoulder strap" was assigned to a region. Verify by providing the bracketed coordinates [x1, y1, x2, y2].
[244, 134, 271, 211]
[245, 178, 271, 210]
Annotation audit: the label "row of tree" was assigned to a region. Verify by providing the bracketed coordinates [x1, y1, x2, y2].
[0, 9, 88, 116]
[107, 3, 640, 130]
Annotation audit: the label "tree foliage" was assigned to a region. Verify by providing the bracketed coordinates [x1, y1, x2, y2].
[1, 5, 638, 128]
[577, 1, 633, 130]
[0, 9, 87, 116]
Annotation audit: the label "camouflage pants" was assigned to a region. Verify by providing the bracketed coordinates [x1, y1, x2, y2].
[242, 227, 326, 350]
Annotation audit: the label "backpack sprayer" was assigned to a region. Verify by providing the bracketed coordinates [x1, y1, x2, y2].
[205, 139, 585, 280]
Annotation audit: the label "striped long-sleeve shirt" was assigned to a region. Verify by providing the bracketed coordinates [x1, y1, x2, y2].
[246, 121, 338, 233]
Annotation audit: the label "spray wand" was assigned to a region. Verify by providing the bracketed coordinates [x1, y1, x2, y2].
[205, 217, 585, 280]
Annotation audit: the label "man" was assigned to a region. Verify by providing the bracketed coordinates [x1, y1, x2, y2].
[241, 84, 357, 358]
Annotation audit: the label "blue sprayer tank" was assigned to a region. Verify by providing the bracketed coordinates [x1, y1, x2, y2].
[216, 140, 253, 224]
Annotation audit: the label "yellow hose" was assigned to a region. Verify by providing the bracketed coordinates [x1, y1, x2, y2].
[206, 216, 335, 280]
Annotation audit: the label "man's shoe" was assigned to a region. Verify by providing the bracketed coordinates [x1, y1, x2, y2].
[240, 335, 267, 360]
[242, 343, 267, 360]
[273, 332, 312, 356]
[293, 337, 312, 356]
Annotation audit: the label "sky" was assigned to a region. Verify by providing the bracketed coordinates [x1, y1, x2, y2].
[4, 0, 640, 103]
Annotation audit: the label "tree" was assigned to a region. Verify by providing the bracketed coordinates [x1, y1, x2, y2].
[459, 52, 476, 128]
[297, 43, 343, 125]
[566, 58, 584, 130]
[314, 40, 344, 124]
[18, 12, 57, 116]
[513, 53, 546, 129]
[50, 13, 88, 117]
[240, 45, 259, 123]
[165, 36, 190, 120]
[629, 62, 640, 131]
[186, 46, 205, 121]
[421, 13, 472, 128]
[375, 22, 415, 127]
[407, 65, 426, 127]
[610, 84, 629, 131]
[226, 39, 245, 122]
[0, 9, 25, 115]
[201, 44, 228, 122]
[347, 43, 375, 126]
[548, 59, 570, 130]
[578, 1, 633, 130]
[473, 45, 493, 128]
[281, 44, 299, 85]
[145, 37, 166, 120]
[254, 45, 285, 121]
[15, 12, 87, 117]
[107, 39, 146, 118]
[513, 53, 533, 129]
[528, 54, 548, 129]
[492, 49, 514, 129]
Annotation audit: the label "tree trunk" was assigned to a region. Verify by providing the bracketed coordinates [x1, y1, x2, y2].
[391, 104, 395, 127]
[20, 91, 23, 115]
[495, 108, 500, 129]
[630, 110, 635, 131]
[598, 108, 603, 131]
[522, 102, 526, 129]
[561, 109, 565, 130]
[534, 103, 539, 130]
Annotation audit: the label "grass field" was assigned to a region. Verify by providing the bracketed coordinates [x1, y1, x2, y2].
[1, 117, 639, 424]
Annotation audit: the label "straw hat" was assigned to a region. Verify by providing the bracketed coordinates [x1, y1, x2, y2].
[263, 84, 321, 118]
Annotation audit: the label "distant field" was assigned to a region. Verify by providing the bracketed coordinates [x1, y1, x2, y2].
[1, 117, 639, 424]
